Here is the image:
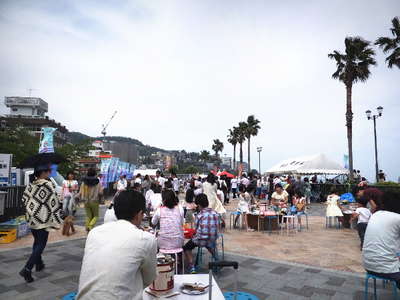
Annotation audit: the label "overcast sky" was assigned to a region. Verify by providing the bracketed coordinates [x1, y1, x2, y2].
[0, 0, 399, 181]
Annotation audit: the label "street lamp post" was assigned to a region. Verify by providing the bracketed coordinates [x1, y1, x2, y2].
[365, 106, 383, 183]
[257, 147, 263, 175]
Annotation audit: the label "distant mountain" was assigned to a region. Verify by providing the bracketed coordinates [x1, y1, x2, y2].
[66, 132, 171, 156]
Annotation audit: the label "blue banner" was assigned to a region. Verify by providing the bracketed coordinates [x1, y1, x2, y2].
[39, 127, 57, 153]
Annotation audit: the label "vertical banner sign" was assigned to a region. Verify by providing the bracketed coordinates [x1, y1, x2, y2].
[109, 158, 120, 183]
[100, 158, 111, 188]
[0, 154, 13, 186]
[39, 127, 57, 153]
[343, 154, 349, 170]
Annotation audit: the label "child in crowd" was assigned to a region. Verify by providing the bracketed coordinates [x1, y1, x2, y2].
[292, 191, 306, 228]
[352, 197, 371, 250]
[184, 181, 197, 228]
[235, 185, 250, 231]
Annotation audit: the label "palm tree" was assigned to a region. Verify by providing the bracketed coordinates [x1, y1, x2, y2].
[199, 150, 210, 162]
[244, 115, 261, 173]
[212, 139, 224, 159]
[237, 122, 247, 167]
[328, 37, 376, 180]
[227, 127, 238, 170]
[375, 16, 400, 69]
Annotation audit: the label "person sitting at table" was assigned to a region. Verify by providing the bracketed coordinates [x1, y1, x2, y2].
[183, 193, 220, 274]
[77, 190, 157, 300]
[271, 184, 289, 221]
[151, 190, 184, 250]
[363, 190, 400, 290]
[326, 188, 343, 222]
[234, 185, 250, 230]
[292, 191, 306, 227]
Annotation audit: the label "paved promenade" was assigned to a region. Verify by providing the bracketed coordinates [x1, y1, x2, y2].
[0, 237, 396, 300]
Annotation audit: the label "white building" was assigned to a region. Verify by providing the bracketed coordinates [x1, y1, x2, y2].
[5, 97, 48, 118]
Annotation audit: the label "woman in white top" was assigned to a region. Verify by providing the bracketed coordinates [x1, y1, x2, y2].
[149, 185, 163, 211]
[326, 190, 343, 217]
[271, 184, 289, 213]
[61, 172, 78, 216]
[202, 173, 226, 214]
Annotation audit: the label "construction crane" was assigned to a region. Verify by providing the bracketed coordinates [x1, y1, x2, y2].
[101, 111, 117, 138]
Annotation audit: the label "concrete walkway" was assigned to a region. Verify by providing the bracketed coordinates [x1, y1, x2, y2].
[0, 238, 396, 300]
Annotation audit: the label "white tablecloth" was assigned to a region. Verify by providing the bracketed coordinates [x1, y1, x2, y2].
[143, 274, 225, 300]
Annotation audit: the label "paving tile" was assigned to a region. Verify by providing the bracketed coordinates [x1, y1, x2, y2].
[304, 285, 336, 296]
[325, 276, 346, 287]
[279, 285, 313, 297]
[304, 268, 321, 274]
[50, 275, 79, 285]
[10, 282, 37, 293]
[270, 266, 290, 275]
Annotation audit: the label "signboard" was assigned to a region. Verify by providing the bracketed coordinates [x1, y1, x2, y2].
[39, 127, 57, 153]
[343, 154, 349, 169]
[0, 154, 13, 186]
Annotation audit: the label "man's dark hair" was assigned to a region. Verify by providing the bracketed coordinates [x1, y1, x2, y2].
[382, 190, 400, 214]
[114, 190, 145, 221]
[162, 190, 177, 209]
[363, 188, 383, 211]
[87, 168, 96, 177]
[195, 193, 209, 208]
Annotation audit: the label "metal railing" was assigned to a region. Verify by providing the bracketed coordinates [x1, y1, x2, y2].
[0, 186, 26, 223]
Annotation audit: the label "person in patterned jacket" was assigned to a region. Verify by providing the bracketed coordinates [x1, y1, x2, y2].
[19, 164, 62, 283]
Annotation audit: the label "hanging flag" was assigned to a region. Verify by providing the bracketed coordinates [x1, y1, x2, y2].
[39, 127, 57, 153]
[343, 154, 349, 169]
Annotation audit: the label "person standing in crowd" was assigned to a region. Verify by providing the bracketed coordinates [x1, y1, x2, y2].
[142, 175, 151, 195]
[267, 174, 274, 203]
[363, 190, 400, 290]
[134, 173, 142, 185]
[20, 164, 62, 283]
[235, 185, 250, 230]
[378, 170, 386, 182]
[151, 190, 184, 250]
[183, 194, 220, 274]
[77, 190, 157, 300]
[202, 173, 226, 214]
[231, 176, 238, 199]
[149, 183, 163, 211]
[303, 177, 312, 205]
[155, 170, 166, 189]
[76, 168, 103, 232]
[116, 174, 127, 192]
[184, 181, 197, 227]
[172, 173, 180, 195]
[351, 197, 372, 250]
[61, 171, 78, 217]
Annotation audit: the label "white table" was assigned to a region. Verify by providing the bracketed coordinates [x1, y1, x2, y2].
[143, 274, 225, 299]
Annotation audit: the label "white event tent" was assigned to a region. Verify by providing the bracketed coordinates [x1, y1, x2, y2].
[265, 153, 349, 175]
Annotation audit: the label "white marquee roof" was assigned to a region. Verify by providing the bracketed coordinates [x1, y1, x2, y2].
[265, 153, 349, 175]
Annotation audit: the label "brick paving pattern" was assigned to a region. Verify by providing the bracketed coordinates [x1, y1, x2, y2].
[0, 238, 397, 300]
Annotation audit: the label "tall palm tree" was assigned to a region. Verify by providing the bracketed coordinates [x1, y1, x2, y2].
[375, 16, 400, 69]
[244, 115, 261, 173]
[199, 150, 210, 162]
[237, 122, 247, 167]
[227, 127, 238, 170]
[212, 139, 224, 159]
[328, 37, 376, 180]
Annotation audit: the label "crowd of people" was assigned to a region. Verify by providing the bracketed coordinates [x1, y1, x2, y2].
[18, 161, 400, 297]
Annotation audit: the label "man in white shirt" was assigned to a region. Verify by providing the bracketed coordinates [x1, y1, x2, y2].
[231, 177, 238, 199]
[362, 190, 400, 289]
[155, 171, 166, 189]
[116, 175, 127, 192]
[77, 190, 157, 300]
[171, 173, 180, 195]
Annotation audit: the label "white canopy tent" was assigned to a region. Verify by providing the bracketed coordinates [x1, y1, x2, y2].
[133, 169, 159, 177]
[265, 153, 349, 175]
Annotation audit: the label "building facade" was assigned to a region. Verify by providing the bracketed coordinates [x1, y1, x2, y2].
[103, 141, 138, 165]
[1, 97, 68, 147]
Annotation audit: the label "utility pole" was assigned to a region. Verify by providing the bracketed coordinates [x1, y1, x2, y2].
[366, 106, 383, 183]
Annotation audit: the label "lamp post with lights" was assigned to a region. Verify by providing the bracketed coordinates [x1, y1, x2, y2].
[365, 106, 383, 183]
[257, 147, 263, 175]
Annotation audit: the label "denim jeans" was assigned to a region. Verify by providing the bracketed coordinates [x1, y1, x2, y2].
[25, 229, 49, 270]
[63, 194, 74, 216]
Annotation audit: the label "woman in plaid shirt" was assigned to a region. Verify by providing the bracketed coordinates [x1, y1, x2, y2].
[183, 193, 220, 273]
